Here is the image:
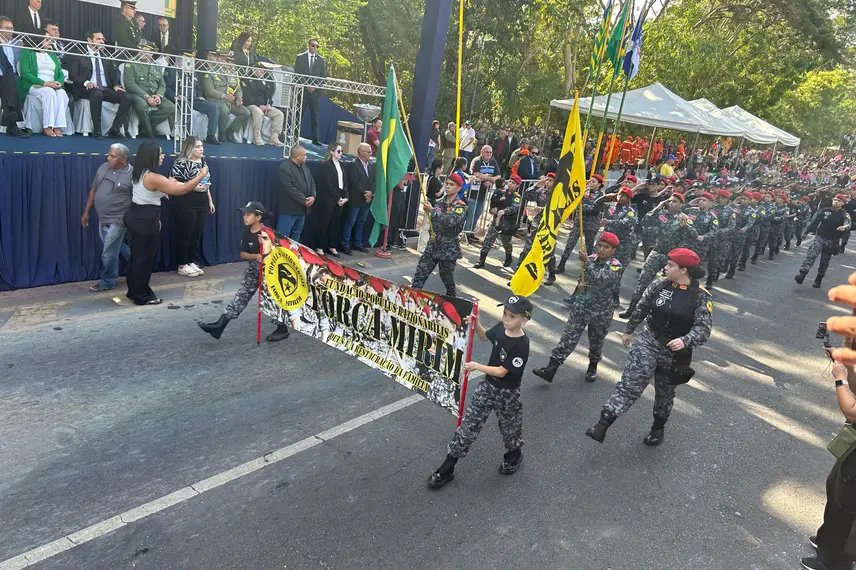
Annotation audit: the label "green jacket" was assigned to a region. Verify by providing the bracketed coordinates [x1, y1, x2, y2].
[18, 49, 64, 103]
[114, 16, 143, 49]
[199, 70, 242, 102]
[124, 62, 166, 99]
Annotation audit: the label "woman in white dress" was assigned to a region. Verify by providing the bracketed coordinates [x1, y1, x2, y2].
[18, 31, 69, 137]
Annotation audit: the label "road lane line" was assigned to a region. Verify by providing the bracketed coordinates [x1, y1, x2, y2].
[0, 394, 424, 570]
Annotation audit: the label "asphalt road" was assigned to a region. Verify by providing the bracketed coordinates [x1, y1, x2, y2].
[0, 235, 852, 570]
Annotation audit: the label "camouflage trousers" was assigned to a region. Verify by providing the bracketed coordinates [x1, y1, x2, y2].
[226, 262, 285, 323]
[768, 225, 783, 252]
[752, 227, 770, 259]
[518, 231, 556, 276]
[447, 380, 523, 459]
[740, 231, 756, 264]
[412, 254, 457, 297]
[784, 220, 794, 244]
[600, 325, 679, 424]
[794, 221, 806, 244]
[729, 232, 747, 267]
[629, 251, 667, 307]
[559, 220, 598, 263]
[551, 303, 613, 364]
[799, 236, 834, 277]
[479, 224, 513, 261]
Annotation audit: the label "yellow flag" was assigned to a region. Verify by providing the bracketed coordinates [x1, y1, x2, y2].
[511, 93, 587, 297]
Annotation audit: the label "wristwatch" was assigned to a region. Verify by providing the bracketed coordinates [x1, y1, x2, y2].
[835, 379, 847, 387]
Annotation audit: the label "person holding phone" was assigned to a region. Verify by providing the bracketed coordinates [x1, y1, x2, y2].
[807, 278, 856, 570]
[171, 136, 215, 278]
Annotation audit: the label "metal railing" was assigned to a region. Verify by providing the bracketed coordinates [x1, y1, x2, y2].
[0, 31, 385, 154]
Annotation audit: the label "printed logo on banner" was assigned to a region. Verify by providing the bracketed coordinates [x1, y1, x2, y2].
[264, 247, 308, 311]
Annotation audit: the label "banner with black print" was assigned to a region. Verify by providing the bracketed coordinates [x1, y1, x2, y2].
[260, 240, 475, 415]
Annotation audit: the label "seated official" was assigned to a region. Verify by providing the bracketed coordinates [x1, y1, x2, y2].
[240, 65, 284, 147]
[163, 49, 220, 145]
[199, 50, 249, 143]
[123, 43, 174, 138]
[0, 15, 29, 137]
[18, 28, 68, 137]
[67, 28, 131, 139]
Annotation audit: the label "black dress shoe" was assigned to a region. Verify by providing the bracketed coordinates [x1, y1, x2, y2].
[106, 128, 125, 139]
[138, 130, 153, 139]
[7, 125, 30, 138]
[311, 139, 321, 146]
[341, 248, 353, 256]
[95, 132, 104, 140]
[355, 246, 369, 253]
[326, 250, 341, 258]
[205, 135, 221, 145]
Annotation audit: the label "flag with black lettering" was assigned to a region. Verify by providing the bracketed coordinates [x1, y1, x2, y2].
[510, 93, 586, 297]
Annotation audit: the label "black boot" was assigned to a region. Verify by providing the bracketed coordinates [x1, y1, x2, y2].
[556, 258, 567, 274]
[795, 271, 807, 285]
[737, 260, 746, 271]
[784, 241, 790, 250]
[768, 252, 774, 260]
[618, 301, 636, 320]
[198, 314, 230, 339]
[585, 412, 615, 443]
[544, 272, 556, 286]
[796, 238, 802, 246]
[584, 361, 598, 383]
[643, 419, 667, 446]
[503, 253, 513, 268]
[813, 274, 824, 289]
[533, 357, 561, 383]
[498, 448, 522, 475]
[473, 254, 487, 269]
[266, 324, 290, 342]
[705, 274, 714, 288]
[725, 264, 735, 279]
[428, 455, 457, 489]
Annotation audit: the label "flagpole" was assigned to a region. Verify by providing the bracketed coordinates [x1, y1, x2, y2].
[454, 0, 464, 159]
[602, 71, 632, 181]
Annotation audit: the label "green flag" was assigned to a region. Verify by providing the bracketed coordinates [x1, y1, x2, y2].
[369, 65, 412, 246]
[605, 0, 632, 72]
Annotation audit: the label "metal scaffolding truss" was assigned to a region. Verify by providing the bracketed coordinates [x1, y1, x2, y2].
[2, 31, 385, 155]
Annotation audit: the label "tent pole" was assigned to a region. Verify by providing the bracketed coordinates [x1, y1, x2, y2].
[689, 130, 700, 170]
[542, 104, 552, 151]
[643, 126, 656, 170]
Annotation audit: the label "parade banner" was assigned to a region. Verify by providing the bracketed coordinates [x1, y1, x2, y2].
[510, 93, 587, 297]
[259, 241, 475, 415]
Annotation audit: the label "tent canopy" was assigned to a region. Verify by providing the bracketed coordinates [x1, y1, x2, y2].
[719, 105, 800, 147]
[688, 98, 777, 145]
[551, 83, 745, 137]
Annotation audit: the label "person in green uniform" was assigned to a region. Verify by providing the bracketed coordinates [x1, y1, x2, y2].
[199, 51, 250, 143]
[113, 0, 142, 50]
[123, 43, 175, 138]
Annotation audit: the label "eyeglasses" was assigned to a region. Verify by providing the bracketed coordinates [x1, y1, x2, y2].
[309, 43, 319, 48]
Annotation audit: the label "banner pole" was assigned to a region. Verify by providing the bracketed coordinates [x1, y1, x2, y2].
[376, 189, 394, 259]
[256, 229, 264, 345]
[458, 300, 479, 427]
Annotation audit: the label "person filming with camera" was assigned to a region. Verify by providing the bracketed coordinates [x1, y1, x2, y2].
[804, 273, 856, 570]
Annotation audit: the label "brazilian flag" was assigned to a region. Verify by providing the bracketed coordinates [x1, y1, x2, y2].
[369, 65, 412, 246]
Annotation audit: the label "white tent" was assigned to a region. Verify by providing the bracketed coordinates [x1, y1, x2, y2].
[550, 83, 744, 137]
[688, 98, 777, 145]
[719, 105, 800, 148]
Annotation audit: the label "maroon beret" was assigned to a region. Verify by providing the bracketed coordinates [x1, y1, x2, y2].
[600, 232, 619, 247]
[668, 248, 701, 267]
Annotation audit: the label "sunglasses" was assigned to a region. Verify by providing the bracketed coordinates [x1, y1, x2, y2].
[309, 43, 319, 48]
[334, 149, 343, 153]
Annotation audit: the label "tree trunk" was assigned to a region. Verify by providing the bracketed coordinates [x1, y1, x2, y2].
[357, 5, 387, 85]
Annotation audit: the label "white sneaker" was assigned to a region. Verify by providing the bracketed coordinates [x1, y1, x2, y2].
[189, 263, 205, 275]
[178, 265, 199, 277]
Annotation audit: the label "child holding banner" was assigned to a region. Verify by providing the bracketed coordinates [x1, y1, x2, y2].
[428, 295, 532, 489]
[197, 201, 290, 342]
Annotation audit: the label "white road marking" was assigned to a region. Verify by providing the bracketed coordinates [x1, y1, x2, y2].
[0, 394, 424, 570]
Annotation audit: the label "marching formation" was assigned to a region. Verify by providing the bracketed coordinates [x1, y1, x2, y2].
[423, 171, 854, 490]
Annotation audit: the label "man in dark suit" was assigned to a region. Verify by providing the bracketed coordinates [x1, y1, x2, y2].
[154, 17, 170, 53]
[14, 0, 44, 46]
[341, 142, 376, 254]
[294, 37, 326, 146]
[67, 29, 130, 139]
[492, 126, 518, 178]
[0, 15, 29, 137]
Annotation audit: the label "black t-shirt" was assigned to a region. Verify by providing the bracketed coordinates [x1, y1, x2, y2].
[485, 323, 529, 390]
[241, 226, 261, 255]
[632, 192, 667, 221]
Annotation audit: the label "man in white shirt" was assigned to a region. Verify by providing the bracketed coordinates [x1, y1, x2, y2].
[67, 29, 131, 139]
[458, 119, 476, 161]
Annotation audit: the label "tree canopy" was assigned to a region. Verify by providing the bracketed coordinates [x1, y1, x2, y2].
[217, 0, 856, 148]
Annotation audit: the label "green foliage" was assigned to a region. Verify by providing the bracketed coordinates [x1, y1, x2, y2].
[215, 0, 855, 144]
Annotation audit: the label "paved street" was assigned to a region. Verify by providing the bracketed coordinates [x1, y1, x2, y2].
[0, 235, 851, 570]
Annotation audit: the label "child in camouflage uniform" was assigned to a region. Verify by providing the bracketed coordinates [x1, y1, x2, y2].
[428, 295, 532, 489]
[198, 201, 290, 342]
[473, 176, 522, 269]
